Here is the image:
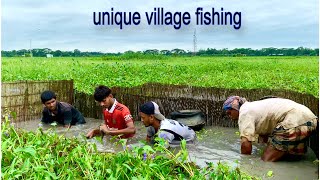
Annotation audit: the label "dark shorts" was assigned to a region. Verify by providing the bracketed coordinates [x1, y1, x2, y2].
[269, 119, 317, 155]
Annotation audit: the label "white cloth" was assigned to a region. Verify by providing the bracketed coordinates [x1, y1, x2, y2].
[239, 98, 317, 142]
[147, 118, 196, 145]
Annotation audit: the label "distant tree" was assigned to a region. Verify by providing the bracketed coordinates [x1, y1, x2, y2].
[74, 49, 81, 57]
[124, 50, 135, 54]
[1, 47, 319, 57]
[53, 50, 63, 57]
[160, 50, 171, 55]
[143, 49, 159, 55]
[171, 48, 185, 55]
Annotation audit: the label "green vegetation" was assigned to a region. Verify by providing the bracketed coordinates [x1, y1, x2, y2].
[2, 55, 316, 179]
[2, 56, 318, 96]
[2, 47, 318, 57]
[1, 116, 258, 179]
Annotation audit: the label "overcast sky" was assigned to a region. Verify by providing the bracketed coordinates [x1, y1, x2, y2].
[2, 0, 319, 53]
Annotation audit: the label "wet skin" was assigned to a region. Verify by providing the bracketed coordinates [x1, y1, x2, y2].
[226, 108, 286, 162]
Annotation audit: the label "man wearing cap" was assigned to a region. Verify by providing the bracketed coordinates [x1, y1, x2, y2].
[222, 96, 317, 162]
[86, 85, 136, 139]
[40, 90, 86, 128]
[139, 101, 196, 146]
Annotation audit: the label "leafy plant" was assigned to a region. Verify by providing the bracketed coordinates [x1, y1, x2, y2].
[2, 115, 259, 179]
[1, 56, 318, 96]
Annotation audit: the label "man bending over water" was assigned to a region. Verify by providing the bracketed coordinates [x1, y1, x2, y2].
[139, 101, 196, 147]
[223, 96, 317, 162]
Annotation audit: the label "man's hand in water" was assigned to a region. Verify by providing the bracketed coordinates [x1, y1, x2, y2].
[86, 129, 102, 139]
[64, 124, 71, 129]
[100, 124, 111, 134]
[99, 124, 118, 135]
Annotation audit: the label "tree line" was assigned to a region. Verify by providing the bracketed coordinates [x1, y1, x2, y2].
[1, 47, 318, 57]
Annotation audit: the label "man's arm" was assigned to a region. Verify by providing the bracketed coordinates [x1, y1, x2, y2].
[41, 110, 51, 123]
[86, 128, 102, 138]
[100, 121, 136, 136]
[63, 110, 73, 128]
[146, 126, 156, 144]
[241, 137, 252, 154]
[146, 136, 151, 143]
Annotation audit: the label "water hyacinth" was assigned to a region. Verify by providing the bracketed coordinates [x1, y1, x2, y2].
[1, 116, 259, 179]
[2, 56, 318, 96]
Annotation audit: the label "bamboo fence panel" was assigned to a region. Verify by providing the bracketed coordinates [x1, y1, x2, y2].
[1, 80, 74, 122]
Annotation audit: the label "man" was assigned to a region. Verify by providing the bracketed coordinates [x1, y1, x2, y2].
[86, 85, 136, 139]
[223, 96, 318, 162]
[41, 90, 86, 128]
[139, 101, 196, 146]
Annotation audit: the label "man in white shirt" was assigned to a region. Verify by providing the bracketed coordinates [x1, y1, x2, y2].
[223, 96, 318, 162]
[139, 101, 196, 146]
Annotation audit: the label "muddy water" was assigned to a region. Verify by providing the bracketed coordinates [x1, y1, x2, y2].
[14, 118, 319, 180]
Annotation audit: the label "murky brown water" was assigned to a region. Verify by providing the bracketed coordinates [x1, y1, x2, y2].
[14, 118, 319, 180]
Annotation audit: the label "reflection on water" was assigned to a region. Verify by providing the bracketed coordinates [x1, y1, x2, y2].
[14, 118, 319, 180]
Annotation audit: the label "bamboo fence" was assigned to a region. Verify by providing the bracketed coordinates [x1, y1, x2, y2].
[1, 80, 74, 122]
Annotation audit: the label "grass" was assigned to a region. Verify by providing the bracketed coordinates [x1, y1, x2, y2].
[1, 113, 259, 179]
[1, 56, 318, 96]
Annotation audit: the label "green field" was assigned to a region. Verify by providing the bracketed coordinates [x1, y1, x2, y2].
[1, 56, 318, 96]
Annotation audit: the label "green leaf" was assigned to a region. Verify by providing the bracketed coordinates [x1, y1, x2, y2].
[94, 136, 103, 144]
[267, 170, 273, 177]
[106, 169, 112, 174]
[122, 163, 132, 171]
[10, 111, 17, 120]
[313, 160, 319, 165]
[148, 163, 160, 169]
[143, 145, 155, 153]
[14, 146, 36, 157]
[180, 139, 187, 150]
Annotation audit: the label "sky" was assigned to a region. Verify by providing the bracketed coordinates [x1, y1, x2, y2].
[2, 0, 319, 53]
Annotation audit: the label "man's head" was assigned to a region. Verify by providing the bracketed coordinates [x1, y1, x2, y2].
[94, 85, 113, 109]
[139, 101, 165, 127]
[223, 96, 247, 121]
[41, 90, 57, 111]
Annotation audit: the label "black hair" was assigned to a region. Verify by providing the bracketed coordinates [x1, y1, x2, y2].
[139, 102, 155, 115]
[41, 90, 56, 104]
[94, 85, 112, 102]
[259, 95, 278, 100]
